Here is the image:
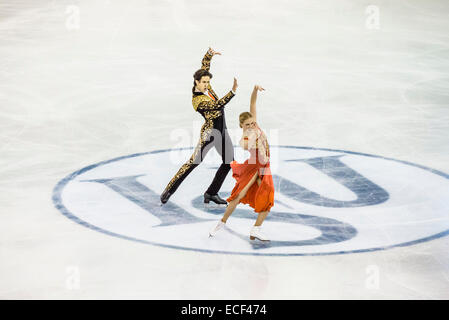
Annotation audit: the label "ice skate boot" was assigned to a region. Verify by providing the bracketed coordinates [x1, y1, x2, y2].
[250, 226, 270, 242]
[204, 192, 228, 208]
[160, 189, 172, 204]
[209, 220, 226, 237]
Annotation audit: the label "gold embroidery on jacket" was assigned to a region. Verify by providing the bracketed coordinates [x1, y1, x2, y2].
[201, 51, 213, 71]
[192, 91, 235, 111]
[192, 95, 212, 111]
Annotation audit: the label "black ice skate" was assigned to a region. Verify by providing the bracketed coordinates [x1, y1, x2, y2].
[204, 193, 227, 208]
[160, 189, 172, 204]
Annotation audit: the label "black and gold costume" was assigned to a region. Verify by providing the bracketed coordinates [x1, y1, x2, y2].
[162, 50, 236, 197]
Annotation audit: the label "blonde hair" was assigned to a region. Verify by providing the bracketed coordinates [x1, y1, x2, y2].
[239, 111, 253, 128]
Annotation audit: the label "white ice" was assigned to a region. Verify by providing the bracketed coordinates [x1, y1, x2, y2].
[1, 0, 449, 299]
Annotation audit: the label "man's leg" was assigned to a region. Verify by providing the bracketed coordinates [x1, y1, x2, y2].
[161, 130, 215, 203]
[205, 129, 234, 197]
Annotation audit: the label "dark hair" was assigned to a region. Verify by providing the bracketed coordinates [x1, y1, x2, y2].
[192, 69, 213, 93]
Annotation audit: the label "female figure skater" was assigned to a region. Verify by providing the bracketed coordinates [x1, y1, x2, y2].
[160, 47, 238, 205]
[209, 85, 274, 241]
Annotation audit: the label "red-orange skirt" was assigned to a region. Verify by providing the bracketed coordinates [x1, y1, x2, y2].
[226, 157, 275, 213]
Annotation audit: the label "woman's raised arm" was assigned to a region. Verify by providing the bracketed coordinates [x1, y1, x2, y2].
[250, 85, 265, 121]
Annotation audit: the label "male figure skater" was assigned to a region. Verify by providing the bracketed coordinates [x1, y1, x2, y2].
[160, 47, 238, 205]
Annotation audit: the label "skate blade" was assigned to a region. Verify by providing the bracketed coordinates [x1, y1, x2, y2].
[203, 202, 227, 210]
[250, 236, 270, 242]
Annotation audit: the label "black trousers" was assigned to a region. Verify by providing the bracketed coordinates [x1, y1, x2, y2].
[163, 126, 234, 196]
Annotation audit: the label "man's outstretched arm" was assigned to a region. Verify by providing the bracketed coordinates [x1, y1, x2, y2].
[193, 78, 238, 112]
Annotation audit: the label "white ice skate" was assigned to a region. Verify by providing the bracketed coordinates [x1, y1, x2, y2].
[250, 226, 270, 242]
[209, 220, 226, 237]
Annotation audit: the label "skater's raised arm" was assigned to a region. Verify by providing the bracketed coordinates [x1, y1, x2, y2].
[250, 85, 265, 121]
[201, 47, 221, 72]
[193, 77, 237, 111]
[194, 91, 234, 111]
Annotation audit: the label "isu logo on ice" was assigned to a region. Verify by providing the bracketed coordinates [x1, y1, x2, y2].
[53, 146, 449, 256]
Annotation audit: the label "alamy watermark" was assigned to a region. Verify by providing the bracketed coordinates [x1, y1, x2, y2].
[65, 265, 81, 290]
[365, 264, 380, 290]
[65, 5, 80, 31]
[365, 5, 380, 30]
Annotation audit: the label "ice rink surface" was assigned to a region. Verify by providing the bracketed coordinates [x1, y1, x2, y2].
[1, 0, 449, 299]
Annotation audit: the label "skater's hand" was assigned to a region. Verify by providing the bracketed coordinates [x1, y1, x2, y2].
[232, 77, 238, 92]
[254, 85, 265, 92]
[208, 47, 221, 56]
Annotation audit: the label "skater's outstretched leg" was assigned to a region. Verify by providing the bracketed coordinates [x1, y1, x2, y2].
[161, 132, 215, 204]
[221, 171, 259, 223]
[254, 211, 268, 227]
[209, 171, 259, 237]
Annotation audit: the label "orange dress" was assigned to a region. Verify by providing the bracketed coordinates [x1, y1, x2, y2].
[226, 125, 275, 213]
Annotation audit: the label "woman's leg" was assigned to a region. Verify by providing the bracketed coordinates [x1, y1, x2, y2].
[254, 211, 269, 226]
[221, 171, 259, 223]
[254, 176, 266, 225]
[251, 173, 270, 240]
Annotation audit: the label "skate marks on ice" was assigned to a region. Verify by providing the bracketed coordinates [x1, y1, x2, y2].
[52, 146, 449, 256]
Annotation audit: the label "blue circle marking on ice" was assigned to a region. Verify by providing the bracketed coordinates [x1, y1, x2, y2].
[52, 146, 449, 256]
